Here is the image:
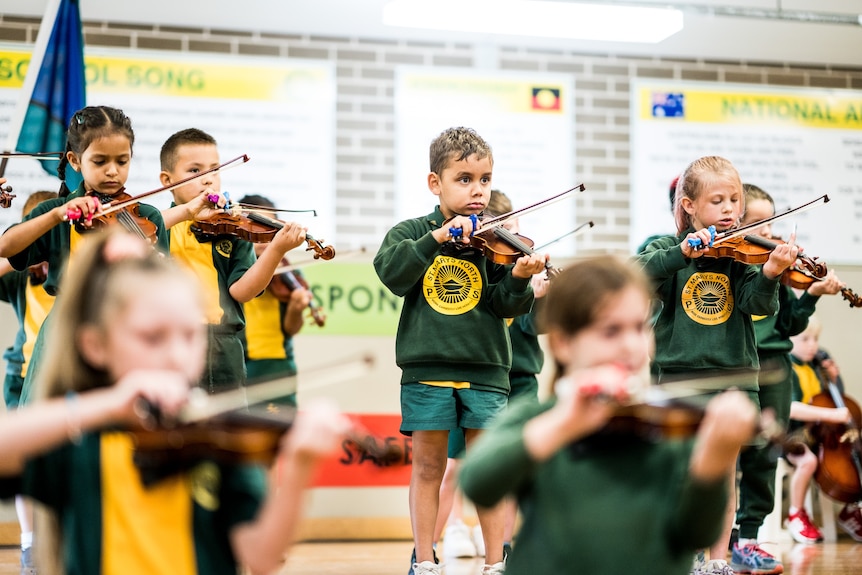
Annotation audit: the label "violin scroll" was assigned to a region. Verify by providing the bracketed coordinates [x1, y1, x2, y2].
[305, 234, 335, 260]
[0, 183, 15, 208]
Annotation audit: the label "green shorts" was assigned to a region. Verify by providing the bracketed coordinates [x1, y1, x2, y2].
[202, 331, 246, 393]
[400, 382, 507, 436]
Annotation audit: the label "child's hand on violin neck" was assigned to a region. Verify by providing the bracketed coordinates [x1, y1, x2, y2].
[699, 390, 758, 451]
[271, 221, 308, 253]
[513, 251, 548, 279]
[115, 370, 192, 427]
[280, 398, 352, 462]
[762, 230, 799, 279]
[807, 269, 845, 297]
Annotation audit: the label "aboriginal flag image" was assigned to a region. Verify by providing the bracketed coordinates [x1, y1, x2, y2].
[532, 87, 561, 111]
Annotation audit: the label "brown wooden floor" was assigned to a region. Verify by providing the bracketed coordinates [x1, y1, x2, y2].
[1, 538, 860, 574]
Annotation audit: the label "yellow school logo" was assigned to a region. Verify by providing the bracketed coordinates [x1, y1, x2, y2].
[423, 256, 482, 315]
[681, 272, 733, 325]
[189, 462, 221, 511]
[215, 239, 233, 258]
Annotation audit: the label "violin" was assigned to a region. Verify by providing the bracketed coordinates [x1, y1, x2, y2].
[70, 189, 159, 244]
[0, 183, 15, 208]
[127, 357, 401, 486]
[192, 209, 335, 261]
[807, 359, 862, 503]
[268, 259, 326, 327]
[444, 185, 587, 279]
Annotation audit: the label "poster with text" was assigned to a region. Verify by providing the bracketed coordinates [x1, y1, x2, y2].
[395, 67, 576, 257]
[631, 79, 862, 264]
[0, 46, 335, 243]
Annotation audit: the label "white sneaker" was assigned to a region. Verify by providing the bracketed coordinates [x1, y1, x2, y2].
[412, 560, 443, 575]
[472, 524, 485, 557]
[482, 561, 505, 575]
[443, 521, 477, 559]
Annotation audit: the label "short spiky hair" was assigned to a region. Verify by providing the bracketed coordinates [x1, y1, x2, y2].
[160, 128, 217, 171]
[429, 127, 493, 175]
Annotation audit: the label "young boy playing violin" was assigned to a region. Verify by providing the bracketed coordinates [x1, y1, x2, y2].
[733, 184, 844, 569]
[374, 126, 547, 575]
[237, 194, 317, 406]
[158, 128, 307, 392]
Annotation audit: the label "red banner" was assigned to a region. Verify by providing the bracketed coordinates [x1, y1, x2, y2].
[312, 413, 413, 487]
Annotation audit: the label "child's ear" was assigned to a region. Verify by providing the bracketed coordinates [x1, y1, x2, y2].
[428, 171, 442, 197]
[77, 326, 109, 370]
[680, 196, 695, 215]
[159, 171, 172, 187]
[66, 151, 81, 173]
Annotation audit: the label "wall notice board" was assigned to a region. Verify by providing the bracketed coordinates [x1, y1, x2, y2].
[0, 46, 336, 241]
[631, 80, 862, 265]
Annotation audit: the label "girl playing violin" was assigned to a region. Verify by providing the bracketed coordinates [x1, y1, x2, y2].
[459, 256, 759, 575]
[734, 184, 844, 559]
[0, 106, 170, 405]
[0, 229, 351, 575]
[237, 194, 316, 405]
[158, 128, 307, 393]
[786, 318, 862, 544]
[636, 156, 797, 574]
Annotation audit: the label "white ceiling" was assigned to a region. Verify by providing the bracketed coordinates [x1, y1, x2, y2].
[3, 0, 862, 67]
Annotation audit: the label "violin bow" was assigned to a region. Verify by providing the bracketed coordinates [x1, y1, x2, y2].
[533, 220, 595, 251]
[692, 194, 830, 249]
[271, 247, 368, 276]
[176, 354, 374, 424]
[479, 184, 586, 231]
[73, 154, 251, 220]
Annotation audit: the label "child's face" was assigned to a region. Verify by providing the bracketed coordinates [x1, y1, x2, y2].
[790, 328, 820, 363]
[161, 143, 221, 205]
[67, 134, 132, 196]
[553, 285, 651, 375]
[739, 198, 774, 238]
[682, 178, 742, 231]
[87, 276, 206, 385]
[428, 153, 492, 219]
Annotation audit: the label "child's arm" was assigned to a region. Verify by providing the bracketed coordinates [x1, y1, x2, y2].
[0, 258, 12, 277]
[634, 233, 691, 281]
[789, 400, 851, 425]
[0, 196, 99, 258]
[230, 399, 351, 575]
[761, 231, 799, 280]
[0, 370, 190, 475]
[230, 224, 306, 303]
[283, 288, 313, 336]
[687, 391, 758, 481]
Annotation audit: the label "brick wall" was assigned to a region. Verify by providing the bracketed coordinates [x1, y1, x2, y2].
[3, 15, 862, 254]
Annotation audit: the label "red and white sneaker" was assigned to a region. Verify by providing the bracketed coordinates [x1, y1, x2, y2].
[838, 503, 862, 542]
[786, 509, 824, 544]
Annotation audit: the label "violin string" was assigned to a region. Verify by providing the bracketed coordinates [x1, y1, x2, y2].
[178, 355, 375, 423]
[116, 209, 148, 240]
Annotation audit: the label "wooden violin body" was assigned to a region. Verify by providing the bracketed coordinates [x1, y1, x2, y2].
[808, 383, 862, 504]
[73, 190, 159, 244]
[193, 210, 335, 260]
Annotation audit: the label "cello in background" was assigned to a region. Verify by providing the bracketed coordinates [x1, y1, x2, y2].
[268, 259, 326, 327]
[809, 351, 862, 503]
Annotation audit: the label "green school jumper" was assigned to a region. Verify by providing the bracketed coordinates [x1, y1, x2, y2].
[636, 231, 780, 389]
[374, 206, 535, 392]
[459, 400, 728, 575]
[11, 432, 265, 575]
[736, 284, 820, 539]
[6, 184, 168, 404]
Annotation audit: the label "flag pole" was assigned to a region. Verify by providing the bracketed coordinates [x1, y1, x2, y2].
[0, 0, 62, 177]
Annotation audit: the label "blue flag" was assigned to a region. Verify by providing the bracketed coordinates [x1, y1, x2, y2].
[16, 0, 85, 189]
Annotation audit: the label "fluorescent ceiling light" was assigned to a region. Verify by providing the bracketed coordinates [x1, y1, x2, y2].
[383, 0, 684, 43]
